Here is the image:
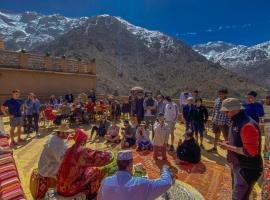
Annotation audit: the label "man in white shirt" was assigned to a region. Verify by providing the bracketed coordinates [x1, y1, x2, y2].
[164, 96, 178, 151]
[38, 124, 72, 178]
[30, 123, 73, 199]
[153, 113, 170, 160]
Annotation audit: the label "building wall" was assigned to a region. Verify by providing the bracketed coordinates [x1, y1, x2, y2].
[0, 67, 97, 104]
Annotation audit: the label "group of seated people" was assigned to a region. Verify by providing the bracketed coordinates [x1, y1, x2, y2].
[89, 112, 201, 165]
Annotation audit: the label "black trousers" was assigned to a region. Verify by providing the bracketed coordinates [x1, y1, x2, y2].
[26, 113, 39, 132]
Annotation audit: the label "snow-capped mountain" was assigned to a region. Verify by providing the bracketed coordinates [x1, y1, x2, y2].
[0, 10, 88, 50]
[0, 10, 177, 53]
[0, 10, 266, 96]
[193, 41, 270, 69]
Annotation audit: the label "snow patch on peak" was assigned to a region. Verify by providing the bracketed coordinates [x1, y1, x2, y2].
[114, 16, 174, 50]
[193, 40, 270, 69]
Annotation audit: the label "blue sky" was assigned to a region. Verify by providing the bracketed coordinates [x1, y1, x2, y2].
[1, 0, 270, 46]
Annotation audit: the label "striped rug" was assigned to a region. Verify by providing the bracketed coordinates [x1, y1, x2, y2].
[0, 136, 25, 200]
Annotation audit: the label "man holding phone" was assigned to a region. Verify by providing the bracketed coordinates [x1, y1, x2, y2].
[218, 98, 262, 200]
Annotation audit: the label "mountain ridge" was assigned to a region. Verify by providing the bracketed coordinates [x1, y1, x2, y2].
[193, 41, 270, 85]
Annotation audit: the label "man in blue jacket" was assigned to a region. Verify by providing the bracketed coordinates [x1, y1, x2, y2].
[243, 91, 264, 123]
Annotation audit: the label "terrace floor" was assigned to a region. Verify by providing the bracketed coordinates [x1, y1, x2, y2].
[2, 118, 262, 200]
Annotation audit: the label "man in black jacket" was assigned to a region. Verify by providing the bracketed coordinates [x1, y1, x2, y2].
[176, 131, 201, 164]
[189, 98, 208, 148]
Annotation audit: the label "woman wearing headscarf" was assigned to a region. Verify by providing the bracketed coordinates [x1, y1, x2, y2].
[56, 129, 112, 198]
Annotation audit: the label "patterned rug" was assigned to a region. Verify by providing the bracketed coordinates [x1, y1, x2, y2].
[0, 136, 25, 200]
[132, 150, 232, 200]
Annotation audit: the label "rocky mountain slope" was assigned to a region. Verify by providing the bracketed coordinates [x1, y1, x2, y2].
[32, 15, 266, 97]
[193, 41, 270, 85]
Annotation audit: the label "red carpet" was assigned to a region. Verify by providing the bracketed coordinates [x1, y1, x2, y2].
[132, 150, 232, 200]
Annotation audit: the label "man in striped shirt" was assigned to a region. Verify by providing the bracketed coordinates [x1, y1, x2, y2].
[207, 88, 230, 153]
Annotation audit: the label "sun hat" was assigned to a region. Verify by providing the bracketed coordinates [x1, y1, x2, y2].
[220, 98, 244, 112]
[55, 123, 73, 133]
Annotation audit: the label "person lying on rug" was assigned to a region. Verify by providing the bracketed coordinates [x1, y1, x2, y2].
[135, 121, 153, 151]
[30, 123, 73, 199]
[121, 119, 136, 149]
[104, 120, 121, 143]
[97, 150, 174, 200]
[56, 128, 112, 199]
[176, 130, 201, 164]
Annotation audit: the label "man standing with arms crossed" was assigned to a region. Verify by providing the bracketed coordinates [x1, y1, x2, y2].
[1, 89, 25, 146]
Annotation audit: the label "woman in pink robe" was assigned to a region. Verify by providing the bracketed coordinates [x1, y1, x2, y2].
[56, 129, 111, 197]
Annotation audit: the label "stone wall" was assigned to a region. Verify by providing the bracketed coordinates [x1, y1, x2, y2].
[0, 68, 97, 104]
[0, 50, 96, 74]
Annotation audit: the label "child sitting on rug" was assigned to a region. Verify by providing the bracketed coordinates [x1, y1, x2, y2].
[136, 121, 153, 151]
[176, 130, 201, 164]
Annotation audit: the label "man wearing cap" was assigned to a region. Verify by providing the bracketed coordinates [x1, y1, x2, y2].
[153, 113, 170, 160]
[218, 98, 263, 200]
[243, 91, 264, 123]
[97, 150, 173, 200]
[164, 96, 178, 151]
[208, 88, 230, 153]
[30, 123, 73, 199]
